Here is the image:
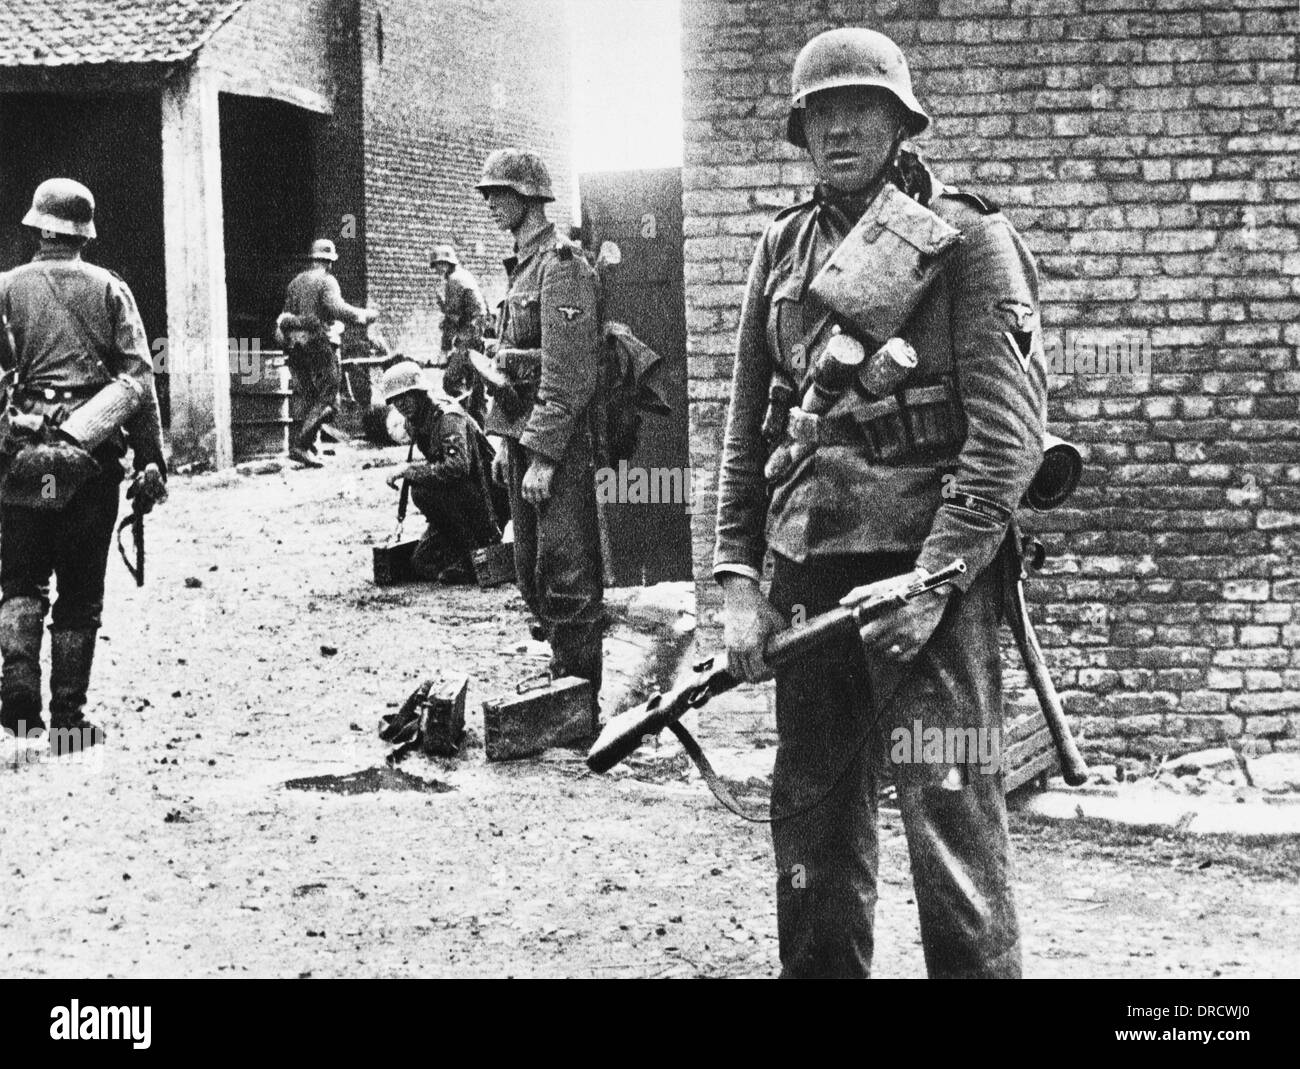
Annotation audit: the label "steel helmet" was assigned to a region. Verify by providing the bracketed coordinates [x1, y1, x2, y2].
[309, 238, 339, 262]
[786, 28, 930, 148]
[381, 360, 427, 403]
[474, 149, 555, 202]
[22, 178, 96, 238]
[430, 243, 459, 267]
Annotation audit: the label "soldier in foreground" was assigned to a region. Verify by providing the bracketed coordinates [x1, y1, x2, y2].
[473, 150, 604, 726]
[430, 243, 488, 427]
[381, 360, 502, 583]
[713, 29, 1047, 977]
[0, 179, 168, 754]
[276, 238, 376, 468]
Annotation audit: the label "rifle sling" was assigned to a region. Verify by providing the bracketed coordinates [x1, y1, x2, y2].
[666, 676, 907, 825]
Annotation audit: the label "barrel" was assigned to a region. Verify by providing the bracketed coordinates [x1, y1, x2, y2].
[229, 349, 294, 461]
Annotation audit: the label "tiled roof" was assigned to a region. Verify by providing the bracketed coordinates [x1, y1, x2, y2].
[0, 1, 248, 66]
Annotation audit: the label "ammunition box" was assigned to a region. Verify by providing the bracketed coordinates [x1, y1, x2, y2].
[419, 675, 468, 757]
[372, 540, 420, 585]
[483, 675, 593, 761]
[472, 541, 516, 588]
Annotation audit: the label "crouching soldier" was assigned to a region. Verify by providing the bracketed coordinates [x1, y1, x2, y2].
[381, 361, 503, 583]
[0, 178, 168, 755]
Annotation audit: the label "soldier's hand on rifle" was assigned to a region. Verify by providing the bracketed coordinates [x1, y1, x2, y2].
[720, 574, 788, 683]
[521, 454, 557, 505]
[385, 468, 408, 491]
[849, 568, 953, 664]
[127, 463, 167, 514]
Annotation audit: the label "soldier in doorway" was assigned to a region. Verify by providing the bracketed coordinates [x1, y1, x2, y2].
[0, 178, 168, 755]
[276, 238, 376, 467]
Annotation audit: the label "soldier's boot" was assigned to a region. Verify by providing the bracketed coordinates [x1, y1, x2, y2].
[0, 597, 46, 738]
[550, 626, 604, 735]
[47, 629, 105, 756]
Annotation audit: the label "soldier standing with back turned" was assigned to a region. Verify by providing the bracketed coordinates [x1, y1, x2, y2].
[473, 150, 605, 728]
[0, 179, 168, 755]
[714, 29, 1047, 977]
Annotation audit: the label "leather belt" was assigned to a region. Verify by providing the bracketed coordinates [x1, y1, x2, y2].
[14, 384, 101, 404]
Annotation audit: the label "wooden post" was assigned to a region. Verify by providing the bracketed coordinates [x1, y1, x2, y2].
[161, 63, 233, 469]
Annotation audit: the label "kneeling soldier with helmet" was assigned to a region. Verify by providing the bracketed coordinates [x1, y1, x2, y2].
[0, 178, 168, 755]
[381, 360, 503, 583]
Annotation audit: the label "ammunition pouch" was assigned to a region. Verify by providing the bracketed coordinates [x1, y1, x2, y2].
[809, 183, 962, 342]
[765, 375, 964, 486]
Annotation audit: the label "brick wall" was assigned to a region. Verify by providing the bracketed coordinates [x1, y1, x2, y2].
[682, 0, 1300, 761]
[205, 0, 574, 364]
[359, 0, 575, 362]
[205, 0, 368, 328]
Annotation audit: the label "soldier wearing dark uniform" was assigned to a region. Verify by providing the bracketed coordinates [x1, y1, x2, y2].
[0, 178, 168, 754]
[380, 360, 502, 583]
[430, 243, 488, 428]
[473, 149, 604, 724]
[714, 29, 1047, 977]
[276, 238, 376, 467]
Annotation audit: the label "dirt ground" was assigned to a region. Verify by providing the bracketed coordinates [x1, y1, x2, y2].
[1, 442, 1298, 979]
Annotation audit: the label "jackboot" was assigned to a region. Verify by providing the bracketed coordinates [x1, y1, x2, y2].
[47, 629, 105, 756]
[550, 626, 604, 735]
[0, 596, 46, 737]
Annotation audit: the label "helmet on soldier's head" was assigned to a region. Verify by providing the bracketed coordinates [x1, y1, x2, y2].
[381, 360, 427, 403]
[474, 149, 555, 202]
[430, 243, 459, 268]
[786, 28, 930, 148]
[309, 238, 339, 262]
[22, 178, 96, 239]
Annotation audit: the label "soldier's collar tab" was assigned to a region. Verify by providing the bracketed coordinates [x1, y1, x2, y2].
[514, 222, 558, 265]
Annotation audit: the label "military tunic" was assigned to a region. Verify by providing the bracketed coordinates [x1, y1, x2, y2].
[714, 168, 1047, 978]
[486, 223, 604, 694]
[399, 389, 501, 579]
[280, 266, 369, 452]
[0, 246, 166, 733]
[438, 265, 488, 426]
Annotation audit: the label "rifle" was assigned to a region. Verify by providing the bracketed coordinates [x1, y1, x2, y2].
[115, 497, 145, 588]
[588, 560, 968, 778]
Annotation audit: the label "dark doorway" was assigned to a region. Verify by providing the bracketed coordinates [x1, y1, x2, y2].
[219, 95, 318, 345]
[581, 168, 692, 585]
[0, 91, 166, 411]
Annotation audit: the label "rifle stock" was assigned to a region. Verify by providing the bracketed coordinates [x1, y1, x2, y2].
[587, 560, 967, 774]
